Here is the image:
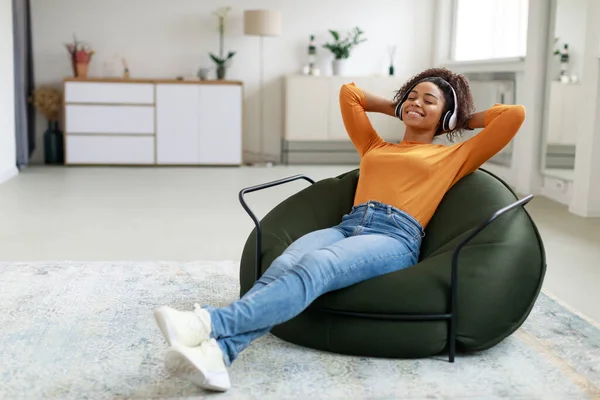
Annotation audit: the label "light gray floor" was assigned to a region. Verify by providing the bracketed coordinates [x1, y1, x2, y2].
[1, 165, 599, 325]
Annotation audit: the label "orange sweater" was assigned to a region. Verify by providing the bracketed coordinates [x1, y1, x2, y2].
[340, 83, 526, 228]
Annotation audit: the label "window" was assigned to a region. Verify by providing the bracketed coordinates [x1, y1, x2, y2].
[452, 0, 529, 61]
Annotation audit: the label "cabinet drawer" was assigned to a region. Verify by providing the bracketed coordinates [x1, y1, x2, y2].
[66, 105, 155, 134]
[66, 136, 155, 164]
[65, 82, 155, 104]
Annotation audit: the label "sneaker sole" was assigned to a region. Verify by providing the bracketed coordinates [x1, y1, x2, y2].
[165, 345, 231, 392]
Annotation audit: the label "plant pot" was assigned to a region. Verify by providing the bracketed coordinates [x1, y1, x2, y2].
[76, 62, 89, 78]
[216, 65, 226, 80]
[70, 57, 77, 77]
[332, 59, 348, 76]
[43, 121, 64, 165]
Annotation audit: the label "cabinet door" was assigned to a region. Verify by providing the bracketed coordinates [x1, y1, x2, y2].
[285, 76, 329, 141]
[197, 85, 242, 165]
[156, 84, 201, 164]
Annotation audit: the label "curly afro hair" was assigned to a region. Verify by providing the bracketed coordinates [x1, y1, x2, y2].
[393, 67, 475, 141]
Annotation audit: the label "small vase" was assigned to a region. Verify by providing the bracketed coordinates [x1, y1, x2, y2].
[43, 121, 64, 165]
[216, 65, 226, 80]
[76, 62, 89, 78]
[332, 59, 348, 76]
[197, 67, 211, 80]
[389, 65, 395, 76]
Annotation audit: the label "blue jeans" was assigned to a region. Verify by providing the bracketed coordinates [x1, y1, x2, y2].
[204, 201, 425, 365]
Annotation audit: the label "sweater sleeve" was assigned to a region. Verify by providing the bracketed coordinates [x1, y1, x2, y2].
[339, 83, 384, 156]
[457, 104, 526, 174]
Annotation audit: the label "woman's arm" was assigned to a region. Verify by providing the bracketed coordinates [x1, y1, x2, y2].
[457, 104, 526, 174]
[466, 110, 486, 129]
[339, 83, 385, 156]
[362, 89, 397, 117]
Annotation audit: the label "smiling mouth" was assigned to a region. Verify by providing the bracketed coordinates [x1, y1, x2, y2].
[406, 110, 424, 117]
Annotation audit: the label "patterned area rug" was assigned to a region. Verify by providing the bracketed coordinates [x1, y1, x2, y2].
[1, 261, 600, 399]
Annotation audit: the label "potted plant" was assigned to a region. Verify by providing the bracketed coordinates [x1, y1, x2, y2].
[209, 7, 236, 80]
[553, 38, 570, 82]
[323, 27, 367, 76]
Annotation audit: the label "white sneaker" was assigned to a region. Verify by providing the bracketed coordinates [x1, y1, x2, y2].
[165, 339, 231, 392]
[154, 303, 212, 347]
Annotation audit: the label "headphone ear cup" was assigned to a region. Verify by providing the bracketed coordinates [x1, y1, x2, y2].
[441, 111, 451, 131]
[448, 111, 457, 130]
[396, 84, 417, 121]
[448, 82, 458, 130]
[395, 101, 404, 120]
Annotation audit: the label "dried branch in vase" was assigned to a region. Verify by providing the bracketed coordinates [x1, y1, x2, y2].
[64, 34, 95, 77]
[32, 86, 62, 122]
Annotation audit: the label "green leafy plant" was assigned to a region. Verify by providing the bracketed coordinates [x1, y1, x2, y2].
[209, 7, 236, 67]
[210, 51, 235, 67]
[553, 38, 561, 56]
[323, 27, 367, 60]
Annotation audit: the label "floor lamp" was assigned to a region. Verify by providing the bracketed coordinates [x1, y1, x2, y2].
[243, 9, 282, 165]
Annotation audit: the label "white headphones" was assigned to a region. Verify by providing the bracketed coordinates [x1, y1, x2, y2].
[394, 78, 458, 132]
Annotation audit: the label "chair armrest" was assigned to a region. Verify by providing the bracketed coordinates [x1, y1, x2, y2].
[238, 174, 316, 281]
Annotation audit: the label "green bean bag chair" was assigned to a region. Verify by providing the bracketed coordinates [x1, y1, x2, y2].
[239, 169, 546, 359]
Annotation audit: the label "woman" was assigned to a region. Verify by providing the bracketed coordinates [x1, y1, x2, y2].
[153, 67, 526, 392]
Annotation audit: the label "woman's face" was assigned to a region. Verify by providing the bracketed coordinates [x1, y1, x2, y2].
[401, 82, 446, 133]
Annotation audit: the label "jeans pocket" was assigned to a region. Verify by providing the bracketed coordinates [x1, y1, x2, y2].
[388, 214, 422, 241]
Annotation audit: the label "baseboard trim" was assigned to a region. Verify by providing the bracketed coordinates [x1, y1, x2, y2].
[569, 204, 600, 218]
[243, 151, 280, 165]
[285, 151, 360, 165]
[0, 166, 18, 185]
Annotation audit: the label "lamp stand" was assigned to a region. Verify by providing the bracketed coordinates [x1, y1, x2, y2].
[249, 35, 273, 167]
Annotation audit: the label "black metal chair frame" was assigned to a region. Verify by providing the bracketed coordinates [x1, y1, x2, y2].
[239, 173, 534, 363]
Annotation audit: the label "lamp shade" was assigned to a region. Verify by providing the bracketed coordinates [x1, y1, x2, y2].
[244, 10, 282, 36]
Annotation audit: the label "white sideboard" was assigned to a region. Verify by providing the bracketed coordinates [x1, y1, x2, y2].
[283, 74, 409, 164]
[63, 78, 243, 166]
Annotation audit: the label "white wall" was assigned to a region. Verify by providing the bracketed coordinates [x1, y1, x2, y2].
[570, 0, 600, 217]
[0, 0, 17, 183]
[29, 0, 435, 164]
[554, 0, 587, 80]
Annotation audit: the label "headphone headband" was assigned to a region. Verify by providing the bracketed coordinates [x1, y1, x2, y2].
[394, 77, 458, 132]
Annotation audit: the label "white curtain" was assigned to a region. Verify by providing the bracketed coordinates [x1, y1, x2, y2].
[453, 0, 529, 61]
[13, 0, 35, 167]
